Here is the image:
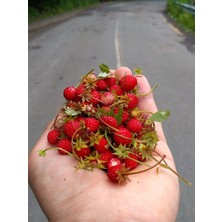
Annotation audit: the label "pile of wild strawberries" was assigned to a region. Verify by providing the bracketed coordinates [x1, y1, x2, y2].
[39, 64, 173, 184]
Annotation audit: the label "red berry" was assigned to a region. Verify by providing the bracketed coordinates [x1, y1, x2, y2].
[57, 138, 72, 155]
[126, 118, 143, 133]
[125, 153, 139, 170]
[113, 126, 132, 145]
[105, 77, 117, 86]
[90, 90, 101, 105]
[75, 84, 86, 101]
[84, 117, 100, 133]
[63, 86, 76, 101]
[99, 150, 113, 167]
[107, 157, 122, 183]
[64, 119, 82, 139]
[126, 93, 139, 109]
[96, 79, 108, 90]
[113, 108, 129, 123]
[109, 85, 123, 96]
[101, 116, 118, 129]
[101, 92, 115, 106]
[119, 75, 137, 91]
[94, 136, 109, 153]
[47, 129, 60, 145]
[74, 147, 91, 158]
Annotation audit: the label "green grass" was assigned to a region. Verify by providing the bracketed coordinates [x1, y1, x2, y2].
[28, 0, 99, 23]
[166, 0, 195, 33]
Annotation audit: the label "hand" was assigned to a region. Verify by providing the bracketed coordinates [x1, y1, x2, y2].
[28, 71, 180, 222]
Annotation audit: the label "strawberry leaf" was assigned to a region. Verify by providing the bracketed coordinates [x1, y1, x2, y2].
[97, 72, 109, 79]
[64, 107, 81, 116]
[116, 108, 123, 125]
[149, 110, 170, 122]
[99, 63, 110, 73]
[39, 149, 46, 157]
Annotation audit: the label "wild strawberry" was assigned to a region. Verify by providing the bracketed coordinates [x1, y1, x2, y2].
[64, 119, 82, 139]
[101, 115, 118, 129]
[84, 117, 100, 133]
[96, 79, 108, 90]
[75, 84, 86, 101]
[75, 147, 91, 158]
[113, 108, 129, 123]
[57, 138, 72, 155]
[107, 157, 123, 182]
[63, 86, 76, 101]
[105, 76, 117, 86]
[119, 75, 137, 91]
[99, 150, 113, 167]
[126, 93, 139, 109]
[124, 153, 139, 170]
[109, 84, 123, 96]
[72, 138, 91, 158]
[94, 136, 109, 153]
[101, 92, 115, 106]
[113, 126, 132, 145]
[90, 90, 101, 105]
[126, 118, 143, 133]
[47, 129, 60, 145]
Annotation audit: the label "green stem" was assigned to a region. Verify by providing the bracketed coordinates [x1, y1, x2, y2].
[137, 84, 158, 97]
[122, 155, 166, 175]
[152, 150, 192, 186]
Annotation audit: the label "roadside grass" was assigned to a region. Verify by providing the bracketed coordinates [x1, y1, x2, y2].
[166, 0, 195, 34]
[28, 0, 99, 23]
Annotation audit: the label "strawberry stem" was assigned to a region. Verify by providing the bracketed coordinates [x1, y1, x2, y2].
[38, 147, 74, 156]
[152, 150, 192, 186]
[137, 84, 158, 97]
[122, 155, 166, 175]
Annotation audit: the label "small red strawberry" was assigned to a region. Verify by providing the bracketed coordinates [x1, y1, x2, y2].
[57, 138, 72, 155]
[75, 147, 91, 158]
[126, 118, 143, 133]
[63, 86, 76, 101]
[64, 119, 82, 139]
[99, 150, 113, 167]
[109, 84, 123, 96]
[119, 75, 137, 91]
[107, 157, 123, 182]
[90, 90, 101, 105]
[47, 129, 60, 145]
[101, 115, 118, 129]
[72, 138, 91, 158]
[101, 92, 115, 106]
[94, 136, 109, 153]
[113, 108, 129, 123]
[124, 153, 139, 170]
[75, 84, 86, 101]
[105, 77, 117, 86]
[96, 79, 108, 90]
[126, 93, 139, 109]
[84, 117, 100, 133]
[113, 126, 132, 145]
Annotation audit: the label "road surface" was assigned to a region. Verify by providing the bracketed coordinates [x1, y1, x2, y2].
[29, 1, 195, 221]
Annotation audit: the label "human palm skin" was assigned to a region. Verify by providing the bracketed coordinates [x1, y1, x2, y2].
[28, 71, 180, 222]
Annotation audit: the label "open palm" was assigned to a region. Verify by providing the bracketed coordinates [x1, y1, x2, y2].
[29, 71, 180, 222]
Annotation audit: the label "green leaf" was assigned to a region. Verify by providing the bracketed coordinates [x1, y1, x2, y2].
[97, 72, 109, 79]
[39, 149, 46, 157]
[116, 108, 123, 125]
[99, 63, 110, 73]
[149, 110, 170, 122]
[64, 107, 81, 116]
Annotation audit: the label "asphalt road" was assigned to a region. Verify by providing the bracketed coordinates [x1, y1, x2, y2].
[28, 1, 195, 221]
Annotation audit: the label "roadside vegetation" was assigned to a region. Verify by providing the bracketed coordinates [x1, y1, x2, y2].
[28, 0, 100, 23]
[166, 0, 195, 33]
